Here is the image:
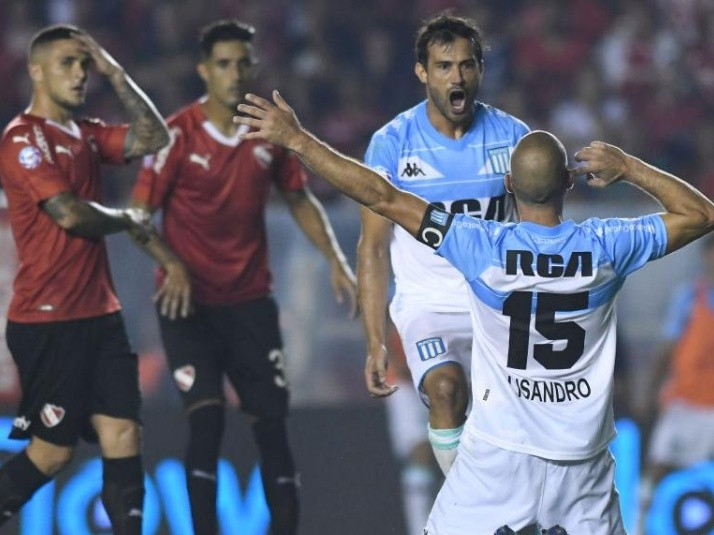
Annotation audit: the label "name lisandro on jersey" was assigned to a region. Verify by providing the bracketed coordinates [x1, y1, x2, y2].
[507, 375, 592, 403]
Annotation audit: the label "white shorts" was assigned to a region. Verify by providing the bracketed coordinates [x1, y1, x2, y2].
[389, 298, 472, 405]
[425, 435, 625, 534]
[648, 400, 714, 467]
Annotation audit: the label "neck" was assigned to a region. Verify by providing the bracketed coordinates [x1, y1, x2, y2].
[27, 94, 73, 124]
[201, 97, 238, 136]
[425, 100, 473, 140]
[515, 203, 564, 227]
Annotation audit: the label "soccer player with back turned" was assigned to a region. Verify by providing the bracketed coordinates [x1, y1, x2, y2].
[236, 90, 714, 533]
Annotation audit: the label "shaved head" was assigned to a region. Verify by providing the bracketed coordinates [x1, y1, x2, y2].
[28, 24, 83, 63]
[510, 131, 569, 205]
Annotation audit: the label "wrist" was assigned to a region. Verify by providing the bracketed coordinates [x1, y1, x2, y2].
[367, 340, 387, 355]
[329, 254, 348, 269]
[622, 154, 644, 183]
[288, 130, 311, 155]
[108, 67, 127, 86]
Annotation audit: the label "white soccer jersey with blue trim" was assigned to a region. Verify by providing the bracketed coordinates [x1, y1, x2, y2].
[364, 101, 529, 311]
[436, 214, 668, 460]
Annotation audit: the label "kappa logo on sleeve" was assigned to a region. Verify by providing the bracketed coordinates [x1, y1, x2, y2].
[18, 146, 43, 169]
[173, 365, 196, 392]
[40, 404, 65, 428]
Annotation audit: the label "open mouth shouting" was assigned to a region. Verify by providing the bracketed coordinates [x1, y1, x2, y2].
[448, 88, 467, 114]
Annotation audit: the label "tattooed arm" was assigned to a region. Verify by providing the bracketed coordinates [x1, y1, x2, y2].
[72, 32, 169, 159]
[42, 192, 153, 241]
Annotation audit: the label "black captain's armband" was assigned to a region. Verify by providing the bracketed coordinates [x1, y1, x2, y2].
[417, 204, 454, 249]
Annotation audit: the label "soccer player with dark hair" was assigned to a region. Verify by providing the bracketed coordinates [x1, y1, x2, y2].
[131, 19, 357, 535]
[236, 91, 714, 532]
[0, 24, 179, 534]
[358, 13, 528, 483]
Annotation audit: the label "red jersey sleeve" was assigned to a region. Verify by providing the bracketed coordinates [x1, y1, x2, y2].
[132, 125, 185, 211]
[273, 148, 306, 192]
[80, 119, 129, 165]
[0, 125, 71, 204]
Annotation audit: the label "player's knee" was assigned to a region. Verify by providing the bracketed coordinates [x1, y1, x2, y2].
[96, 419, 141, 457]
[424, 372, 468, 411]
[26, 442, 74, 476]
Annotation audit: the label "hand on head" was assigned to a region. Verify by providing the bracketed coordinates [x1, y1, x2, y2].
[573, 141, 631, 189]
[70, 31, 123, 78]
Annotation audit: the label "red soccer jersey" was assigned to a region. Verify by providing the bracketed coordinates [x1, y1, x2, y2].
[0, 113, 128, 322]
[133, 100, 306, 305]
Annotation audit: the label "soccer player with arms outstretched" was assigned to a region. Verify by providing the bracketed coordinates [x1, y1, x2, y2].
[0, 25, 183, 534]
[236, 91, 714, 533]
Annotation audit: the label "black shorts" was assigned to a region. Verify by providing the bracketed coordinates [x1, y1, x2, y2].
[158, 296, 288, 418]
[6, 312, 141, 446]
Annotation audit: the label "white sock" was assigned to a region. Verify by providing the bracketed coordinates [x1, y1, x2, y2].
[401, 463, 435, 535]
[427, 424, 464, 475]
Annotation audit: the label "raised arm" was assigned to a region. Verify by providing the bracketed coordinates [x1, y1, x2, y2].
[236, 92, 429, 236]
[280, 188, 357, 317]
[357, 208, 398, 397]
[73, 32, 169, 159]
[574, 141, 714, 254]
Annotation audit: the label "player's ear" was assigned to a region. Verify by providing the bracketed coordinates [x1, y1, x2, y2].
[414, 61, 427, 84]
[28, 62, 43, 83]
[504, 173, 514, 194]
[566, 169, 575, 191]
[196, 62, 208, 83]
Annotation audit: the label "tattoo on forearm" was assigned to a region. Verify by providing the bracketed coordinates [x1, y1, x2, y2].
[42, 193, 75, 226]
[112, 73, 168, 158]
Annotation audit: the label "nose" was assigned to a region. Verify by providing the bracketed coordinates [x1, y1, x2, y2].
[452, 66, 466, 85]
[73, 62, 88, 83]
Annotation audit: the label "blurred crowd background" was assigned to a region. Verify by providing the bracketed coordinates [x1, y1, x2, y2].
[2, 0, 713, 200]
[0, 0, 712, 413]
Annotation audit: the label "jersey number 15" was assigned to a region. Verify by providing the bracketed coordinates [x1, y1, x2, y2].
[503, 291, 589, 370]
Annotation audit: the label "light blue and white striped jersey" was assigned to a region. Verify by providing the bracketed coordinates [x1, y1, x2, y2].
[364, 100, 529, 311]
[436, 214, 668, 460]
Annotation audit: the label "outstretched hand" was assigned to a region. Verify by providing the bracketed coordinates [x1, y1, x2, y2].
[573, 141, 632, 189]
[235, 91, 304, 150]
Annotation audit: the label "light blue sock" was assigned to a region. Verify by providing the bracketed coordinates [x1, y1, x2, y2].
[427, 424, 464, 474]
